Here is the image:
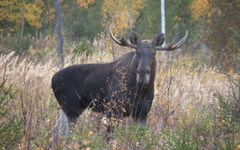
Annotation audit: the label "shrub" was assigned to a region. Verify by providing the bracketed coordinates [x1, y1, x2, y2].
[215, 75, 240, 149]
[0, 81, 23, 149]
[161, 119, 200, 150]
[73, 37, 94, 57]
[0, 36, 31, 54]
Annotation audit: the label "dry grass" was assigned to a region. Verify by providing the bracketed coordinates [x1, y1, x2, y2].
[0, 42, 238, 149]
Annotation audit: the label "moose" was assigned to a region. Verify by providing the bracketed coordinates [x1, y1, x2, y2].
[51, 25, 188, 141]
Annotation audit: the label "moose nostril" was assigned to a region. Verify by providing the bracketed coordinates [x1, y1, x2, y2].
[137, 69, 151, 74]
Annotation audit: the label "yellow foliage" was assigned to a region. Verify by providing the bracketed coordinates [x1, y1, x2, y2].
[102, 0, 145, 52]
[35, 146, 44, 150]
[191, 0, 210, 20]
[87, 0, 95, 5]
[0, 0, 42, 32]
[88, 131, 94, 137]
[49, 137, 53, 142]
[102, 0, 144, 32]
[113, 140, 120, 150]
[24, 2, 42, 28]
[83, 140, 91, 145]
[18, 143, 25, 150]
[77, 0, 95, 8]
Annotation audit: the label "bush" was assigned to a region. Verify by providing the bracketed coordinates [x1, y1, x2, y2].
[0, 36, 31, 54]
[73, 37, 94, 57]
[215, 75, 240, 149]
[161, 120, 200, 150]
[114, 125, 157, 149]
[203, 1, 240, 71]
[0, 81, 23, 149]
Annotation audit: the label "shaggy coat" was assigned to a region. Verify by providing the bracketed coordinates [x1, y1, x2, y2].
[52, 51, 156, 125]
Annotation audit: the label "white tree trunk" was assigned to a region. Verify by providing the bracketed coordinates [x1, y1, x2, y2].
[161, 0, 166, 58]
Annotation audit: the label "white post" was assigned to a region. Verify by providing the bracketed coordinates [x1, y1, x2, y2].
[161, 0, 166, 58]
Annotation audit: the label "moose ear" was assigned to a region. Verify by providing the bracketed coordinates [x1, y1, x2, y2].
[152, 33, 165, 46]
[130, 32, 141, 45]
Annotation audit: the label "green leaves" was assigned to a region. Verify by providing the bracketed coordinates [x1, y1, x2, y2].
[0, 81, 22, 149]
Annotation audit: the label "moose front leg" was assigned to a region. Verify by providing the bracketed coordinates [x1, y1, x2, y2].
[105, 112, 121, 142]
[105, 105, 124, 142]
[132, 100, 152, 126]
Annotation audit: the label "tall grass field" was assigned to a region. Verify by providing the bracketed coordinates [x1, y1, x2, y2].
[0, 37, 239, 150]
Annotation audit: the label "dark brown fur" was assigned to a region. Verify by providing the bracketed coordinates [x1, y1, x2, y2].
[52, 51, 156, 125]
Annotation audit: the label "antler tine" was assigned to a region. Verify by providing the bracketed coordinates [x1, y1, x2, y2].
[166, 39, 175, 48]
[156, 31, 188, 51]
[172, 31, 188, 48]
[109, 25, 121, 45]
[109, 25, 137, 49]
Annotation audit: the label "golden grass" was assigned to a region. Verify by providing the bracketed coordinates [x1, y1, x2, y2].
[0, 46, 235, 149]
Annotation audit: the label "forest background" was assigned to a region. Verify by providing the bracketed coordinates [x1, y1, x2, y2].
[0, 0, 240, 149]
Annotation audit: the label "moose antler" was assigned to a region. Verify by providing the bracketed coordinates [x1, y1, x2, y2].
[109, 25, 137, 49]
[155, 31, 188, 51]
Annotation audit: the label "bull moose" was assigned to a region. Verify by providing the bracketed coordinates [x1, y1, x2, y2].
[51, 25, 188, 141]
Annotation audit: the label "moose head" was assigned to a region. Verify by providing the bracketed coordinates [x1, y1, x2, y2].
[109, 25, 188, 84]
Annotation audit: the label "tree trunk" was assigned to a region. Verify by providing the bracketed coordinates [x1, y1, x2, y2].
[54, 0, 64, 69]
[21, 12, 25, 39]
[199, 32, 212, 66]
[68, 10, 73, 46]
[200, 41, 212, 66]
[129, 0, 133, 30]
[160, 0, 166, 59]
